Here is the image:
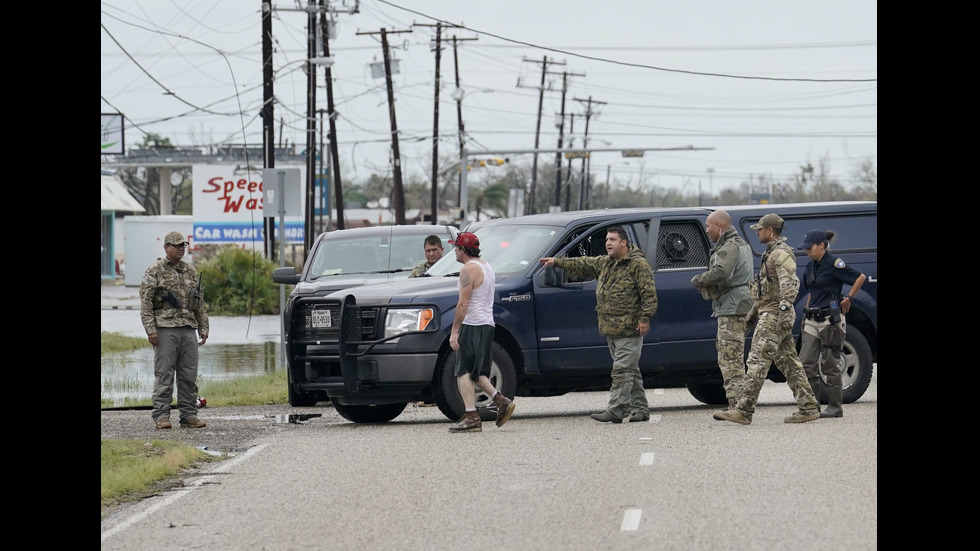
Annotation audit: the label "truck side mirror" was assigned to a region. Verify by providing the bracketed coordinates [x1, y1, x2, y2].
[273, 266, 301, 285]
[538, 265, 559, 287]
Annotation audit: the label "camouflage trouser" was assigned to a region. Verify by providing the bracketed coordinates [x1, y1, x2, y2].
[735, 312, 817, 419]
[716, 315, 747, 404]
[152, 326, 201, 422]
[800, 317, 846, 389]
[604, 335, 649, 419]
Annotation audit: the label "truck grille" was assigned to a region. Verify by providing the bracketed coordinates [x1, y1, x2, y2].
[290, 298, 378, 343]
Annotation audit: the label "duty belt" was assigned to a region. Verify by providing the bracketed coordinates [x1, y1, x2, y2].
[803, 307, 833, 322]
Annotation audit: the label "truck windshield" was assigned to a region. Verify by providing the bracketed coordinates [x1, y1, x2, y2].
[425, 224, 562, 278]
[308, 233, 421, 278]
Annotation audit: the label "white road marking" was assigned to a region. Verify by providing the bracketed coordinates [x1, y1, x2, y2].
[621, 508, 642, 531]
[639, 452, 655, 465]
[101, 444, 267, 543]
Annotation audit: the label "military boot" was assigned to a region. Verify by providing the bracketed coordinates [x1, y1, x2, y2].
[784, 411, 820, 423]
[449, 410, 482, 433]
[716, 409, 751, 425]
[491, 392, 516, 427]
[820, 387, 844, 418]
[808, 378, 823, 413]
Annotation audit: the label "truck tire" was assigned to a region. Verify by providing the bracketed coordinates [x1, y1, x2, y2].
[685, 382, 727, 406]
[808, 329, 873, 404]
[839, 330, 873, 404]
[433, 341, 518, 422]
[332, 402, 407, 423]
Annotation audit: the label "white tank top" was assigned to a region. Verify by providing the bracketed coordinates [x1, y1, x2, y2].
[462, 260, 495, 326]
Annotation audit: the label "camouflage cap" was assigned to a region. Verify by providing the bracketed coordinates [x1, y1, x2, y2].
[749, 213, 784, 230]
[164, 231, 187, 245]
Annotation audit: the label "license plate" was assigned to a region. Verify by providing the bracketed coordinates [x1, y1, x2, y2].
[312, 309, 332, 328]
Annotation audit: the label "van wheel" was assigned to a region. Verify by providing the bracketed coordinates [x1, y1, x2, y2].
[433, 342, 518, 422]
[332, 402, 407, 423]
[836, 330, 873, 404]
[686, 382, 727, 406]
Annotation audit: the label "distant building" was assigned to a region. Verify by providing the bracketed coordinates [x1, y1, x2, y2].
[101, 171, 145, 280]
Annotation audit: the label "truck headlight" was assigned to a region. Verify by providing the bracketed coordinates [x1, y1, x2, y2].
[384, 307, 436, 339]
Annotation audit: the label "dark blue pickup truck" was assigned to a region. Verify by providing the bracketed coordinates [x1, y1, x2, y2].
[278, 202, 877, 423]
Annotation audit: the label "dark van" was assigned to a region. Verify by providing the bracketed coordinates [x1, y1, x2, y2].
[276, 202, 876, 423]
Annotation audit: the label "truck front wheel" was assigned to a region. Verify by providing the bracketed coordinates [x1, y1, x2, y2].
[433, 342, 518, 422]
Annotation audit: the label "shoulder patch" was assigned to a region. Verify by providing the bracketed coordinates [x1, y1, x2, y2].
[834, 258, 846, 268]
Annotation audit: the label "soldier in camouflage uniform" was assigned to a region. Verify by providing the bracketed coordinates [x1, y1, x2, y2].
[410, 235, 444, 407]
[539, 226, 658, 423]
[408, 234, 444, 278]
[139, 231, 210, 430]
[716, 214, 819, 425]
[690, 210, 753, 409]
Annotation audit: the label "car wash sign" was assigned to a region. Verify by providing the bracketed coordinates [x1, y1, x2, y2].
[192, 165, 305, 247]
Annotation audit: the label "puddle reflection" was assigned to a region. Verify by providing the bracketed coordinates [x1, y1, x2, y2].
[101, 342, 281, 406]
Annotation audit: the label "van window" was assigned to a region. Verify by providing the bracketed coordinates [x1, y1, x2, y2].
[740, 213, 877, 256]
[655, 221, 710, 270]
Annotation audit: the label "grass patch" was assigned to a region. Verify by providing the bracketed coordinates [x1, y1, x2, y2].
[101, 331, 150, 355]
[101, 332, 289, 517]
[199, 370, 288, 407]
[101, 438, 217, 516]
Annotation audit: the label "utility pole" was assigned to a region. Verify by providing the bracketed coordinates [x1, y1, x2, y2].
[429, 22, 442, 225]
[574, 96, 605, 210]
[552, 70, 584, 210]
[563, 114, 575, 212]
[304, 4, 317, 258]
[519, 56, 565, 215]
[319, 3, 346, 230]
[451, 35, 477, 213]
[414, 22, 466, 225]
[261, 1, 275, 259]
[358, 27, 412, 225]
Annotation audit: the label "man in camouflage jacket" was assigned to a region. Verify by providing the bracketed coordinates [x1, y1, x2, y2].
[539, 226, 658, 423]
[409, 234, 444, 278]
[691, 209, 753, 409]
[715, 214, 819, 425]
[139, 231, 210, 430]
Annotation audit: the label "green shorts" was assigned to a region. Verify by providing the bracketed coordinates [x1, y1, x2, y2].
[455, 324, 494, 380]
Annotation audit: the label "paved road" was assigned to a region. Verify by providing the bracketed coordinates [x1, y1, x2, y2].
[101, 370, 877, 551]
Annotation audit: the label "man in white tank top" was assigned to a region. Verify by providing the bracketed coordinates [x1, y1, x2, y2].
[447, 232, 516, 433]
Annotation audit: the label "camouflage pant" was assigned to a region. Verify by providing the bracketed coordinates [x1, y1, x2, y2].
[716, 315, 747, 403]
[735, 312, 817, 419]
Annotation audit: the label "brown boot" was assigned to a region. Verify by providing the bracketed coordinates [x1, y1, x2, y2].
[449, 410, 482, 433]
[491, 392, 516, 427]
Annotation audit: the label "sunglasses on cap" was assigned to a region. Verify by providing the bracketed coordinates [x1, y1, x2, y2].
[168, 242, 188, 248]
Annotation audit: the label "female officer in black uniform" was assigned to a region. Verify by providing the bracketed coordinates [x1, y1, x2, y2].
[798, 229, 867, 418]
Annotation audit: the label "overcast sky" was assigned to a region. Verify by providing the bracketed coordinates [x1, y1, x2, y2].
[101, 0, 877, 198]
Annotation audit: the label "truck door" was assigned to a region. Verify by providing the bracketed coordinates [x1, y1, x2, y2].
[644, 217, 718, 369]
[532, 223, 617, 376]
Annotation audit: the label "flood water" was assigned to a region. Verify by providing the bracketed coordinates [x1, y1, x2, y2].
[101, 300, 284, 405]
[101, 342, 281, 406]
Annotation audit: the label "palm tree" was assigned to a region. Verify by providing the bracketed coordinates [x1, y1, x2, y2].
[472, 183, 510, 220]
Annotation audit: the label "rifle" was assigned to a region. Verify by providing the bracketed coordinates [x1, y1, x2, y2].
[188, 273, 203, 311]
[161, 290, 182, 310]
